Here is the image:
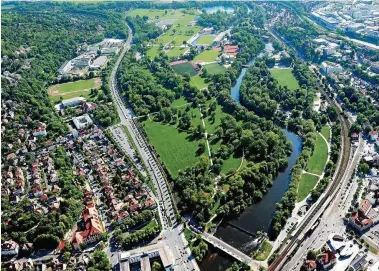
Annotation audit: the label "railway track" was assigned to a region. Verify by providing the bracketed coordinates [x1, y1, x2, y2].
[267, 68, 351, 271]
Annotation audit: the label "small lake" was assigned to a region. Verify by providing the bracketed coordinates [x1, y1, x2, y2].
[202, 6, 235, 14]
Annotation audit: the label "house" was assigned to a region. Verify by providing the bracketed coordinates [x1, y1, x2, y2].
[33, 122, 47, 137]
[7, 258, 34, 271]
[369, 131, 378, 142]
[1, 240, 19, 256]
[351, 133, 360, 142]
[316, 250, 336, 269]
[359, 199, 372, 215]
[71, 206, 104, 250]
[144, 198, 157, 210]
[304, 260, 317, 271]
[114, 211, 130, 224]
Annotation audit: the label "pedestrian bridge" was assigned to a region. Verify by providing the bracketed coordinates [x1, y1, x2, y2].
[201, 232, 261, 269]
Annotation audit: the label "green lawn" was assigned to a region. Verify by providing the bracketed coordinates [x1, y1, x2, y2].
[203, 63, 226, 75]
[190, 75, 209, 89]
[307, 133, 328, 175]
[166, 46, 188, 58]
[253, 240, 273, 261]
[143, 119, 200, 178]
[171, 97, 188, 107]
[195, 35, 216, 45]
[147, 46, 161, 59]
[270, 68, 300, 91]
[194, 50, 219, 62]
[321, 125, 330, 142]
[171, 62, 197, 76]
[50, 78, 97, 93]
[297, 173, 319, 202]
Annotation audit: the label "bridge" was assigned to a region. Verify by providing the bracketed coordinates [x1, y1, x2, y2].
[201, 232, 263, 270]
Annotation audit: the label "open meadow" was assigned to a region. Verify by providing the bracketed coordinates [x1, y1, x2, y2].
[270, 68, 300, 90]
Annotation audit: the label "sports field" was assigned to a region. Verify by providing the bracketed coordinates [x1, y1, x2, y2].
[195, 35, 215, 45]
[307, 133, 328, 175]
[171, 62, 197, 76]
[297, 173, 319, 202]
[48, 78, 101, 102]
[194, 50, 219, 62]
[270, 68, 300, 91]
[203, 63, 226, 75]
[190, 75, 209, 89]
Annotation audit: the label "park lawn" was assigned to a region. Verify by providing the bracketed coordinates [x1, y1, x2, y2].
[307, 133, 328, 175]
[50, 91, 91, 102]
[194, 50, 219, 62]
[171, 62, 197, 76]
[195, 35, 216, 45]
[203, 63, 226, 75]
[127, 9, 182, 20]
[297, 173, 319, 202]
[190, 75, 209, 90]
[270, 68, 300, 91]
[221, 155, 242, 174]
[143, 119, 200, 178]
[147, 46, 161, 59]
[253, 240, 273, 261]
[171, 97, 188, 107]
[321, 125, 331, 142]
[49, 78, 97, 93]
[204, 103, 223, 134]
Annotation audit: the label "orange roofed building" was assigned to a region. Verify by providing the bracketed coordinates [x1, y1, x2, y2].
[71, 206, 104, 250]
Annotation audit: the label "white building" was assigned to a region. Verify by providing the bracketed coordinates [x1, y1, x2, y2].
[73, 114, 93, 129]
[90, 56, 108, 70]
[1, 240, 19, 256]
[321, 61, 343, 74]
[62, 97, 86, 108]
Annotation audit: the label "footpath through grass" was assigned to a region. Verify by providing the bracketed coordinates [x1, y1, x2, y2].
[270, 68, 300, 91]
[297, 173, 319, 202]
[307, 133, 328, 175]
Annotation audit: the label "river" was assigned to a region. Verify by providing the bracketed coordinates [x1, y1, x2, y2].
[200, 42, 302, 270]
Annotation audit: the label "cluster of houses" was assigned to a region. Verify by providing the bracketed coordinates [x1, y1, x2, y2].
[58, 38, 123, 78]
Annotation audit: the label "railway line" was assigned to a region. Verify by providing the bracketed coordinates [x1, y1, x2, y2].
[264, 17, 352, 271]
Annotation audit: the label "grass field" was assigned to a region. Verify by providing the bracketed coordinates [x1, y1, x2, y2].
[270, 68, 300, 91]
[49, 78, 97, 93]
[171, 97, 188, 107]
[143, 119, 200, 178]
[147, 46, 161, 59]
[171, 62, 197, 76]
[307, 133, 328, 175]
[166, 47, 188, 58]
[194, 50, 219, 62]
[48, 78, 101, 102]
[190, 75, 209, 89]
[297, 173, 319, 202]
[321, 125, 330, 142]
[195, 35, 215, 45]
[203, 63, 226, 75]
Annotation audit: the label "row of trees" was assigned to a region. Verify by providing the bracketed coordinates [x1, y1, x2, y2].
[121, 225, 160, 249]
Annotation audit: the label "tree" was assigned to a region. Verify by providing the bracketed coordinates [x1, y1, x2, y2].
[197, 140, 206, 154]
[152, 262, 162, 271]
[87, 251, 111, 271]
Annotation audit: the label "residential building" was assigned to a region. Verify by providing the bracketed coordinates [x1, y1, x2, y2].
[61, 97, 86, 109]
[316, 250, 336, 269]
[72, 114, 93, 130]
[348, 254, 368, 271]
[321, 61, 343, 74]
[1, 240, 19, 256]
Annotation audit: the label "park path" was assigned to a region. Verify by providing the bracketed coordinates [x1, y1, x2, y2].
[199, 104, 213, 166]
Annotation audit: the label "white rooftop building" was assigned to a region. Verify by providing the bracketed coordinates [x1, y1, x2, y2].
[72, 114, 93, 129]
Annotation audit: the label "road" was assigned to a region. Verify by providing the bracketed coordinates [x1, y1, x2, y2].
[109, 22, 200, 271]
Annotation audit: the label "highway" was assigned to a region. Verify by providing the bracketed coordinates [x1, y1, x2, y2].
[109, 22, 200, 271]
